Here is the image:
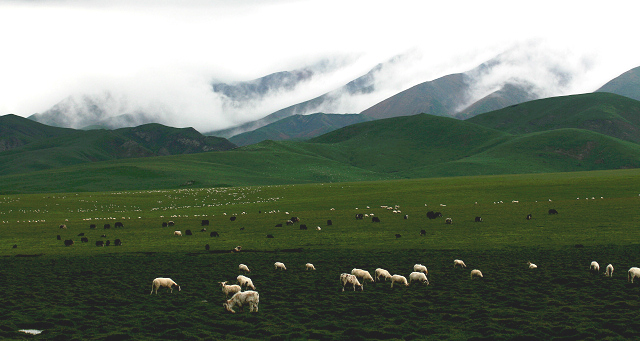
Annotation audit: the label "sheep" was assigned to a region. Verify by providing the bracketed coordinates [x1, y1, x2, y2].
[234, 245, 242, 252]
[445, 217, 452, 224]
[526, 214, 532, 220]
[305, 263, 316, 270]
[409, 271, 430, 285]
[316, 226, 322, 231]
[628, 267, 640, 283]
[239, 264, 250, 273]
[590, 261, 600, 273]
[150, 277, 181, 295]
[605, 264, 614, 277]
[470, 269, 483, 279]
[223, 290, 259, 313]
[527, 261, 538, 269]
[340, 273, 363, 291]
[453, 259, 466, 268]
[174, 231, 182, 236]
[413, 264, 428, 275]
[375, 268, 392, 282]
[59, 224, 67, 229]
[390, 274, 409, 288]
[220, 281, 242, 298]
[274, 262, 287, 270]
[237, 275, 255, 290]
[351, 268, 374, 284]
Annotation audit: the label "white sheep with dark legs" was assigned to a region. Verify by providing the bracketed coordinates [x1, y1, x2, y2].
[453, 259, 466, 268]
[628, 267, 640, 283]
[413, 264, 428, 275]
[605, 264, 614, 277]
[409, 272, 429, 285]
[351, 268, 374, 284]
[340, 273, 363, 291]
[237, 275, 256, 290]
[150, 277, 181, 295]
[375, 268, 392, 282]
[390, 275, 409, 288]
[223, 290, 259, 313]
[220, 281, 241, 298]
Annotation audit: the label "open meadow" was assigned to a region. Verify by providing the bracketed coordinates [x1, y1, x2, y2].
[2, 169, 640, 340]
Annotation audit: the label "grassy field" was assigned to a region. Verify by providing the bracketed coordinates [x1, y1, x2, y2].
[2, 169, 640, 339]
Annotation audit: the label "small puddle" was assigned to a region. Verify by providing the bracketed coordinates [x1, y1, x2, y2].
[19, 329, 43, 335]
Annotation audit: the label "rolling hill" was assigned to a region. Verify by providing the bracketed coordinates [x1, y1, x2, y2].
[596, 66, 640, 102]
[0, 115, 236, 175]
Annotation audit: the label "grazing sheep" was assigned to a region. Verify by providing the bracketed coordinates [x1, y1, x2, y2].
[605, 264, 614, 277]
[413, 264, 428, 275]
[453, 259, 466, 268]
[286, 220, 294, 226]
[316, 226, 322, 231]
[275, 262, 287, 270]
[390, 275, 409, 288]
[168, 221, 175, 227]
[174, 231, 182, 236]
[237, 275, 255, 290]
[239, 264, 251, 273]
[527, 261, 538, 269]
[404, 214, 409, 220]
[340, 273, 363, 291]
[150, 277, 181, 295]
[526, 214, 532, 220]
[590, 261, 600, 273]
[220, 281, 242, 298]
[351, 268, 375, 284]
[305, 263, 316, 270]
[59, 224, 67, 229]
[355, 213, 364, 220]
[628, 267, 640, 283]
[375, 268, 392, 282]
[234, 246, 242, 252]
[470, 269, 483, 279]
[409, 271, 429, 285]
[445, 217, 452, 224]
[223, 290, 259, 313]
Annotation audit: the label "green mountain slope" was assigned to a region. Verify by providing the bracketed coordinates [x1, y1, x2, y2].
[467, 92, 640, 144]
[596, 66, 640, 101]
[0, 115, 236, 175]
[229, 113, 370, 146]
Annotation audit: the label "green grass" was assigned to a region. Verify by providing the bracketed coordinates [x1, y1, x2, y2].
[2, 170, 640, 339]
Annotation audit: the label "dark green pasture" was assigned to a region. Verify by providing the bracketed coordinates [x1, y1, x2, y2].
[1, 169, 640, 339]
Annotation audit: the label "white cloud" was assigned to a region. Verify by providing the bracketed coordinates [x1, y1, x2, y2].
[1, 0, 639, 131]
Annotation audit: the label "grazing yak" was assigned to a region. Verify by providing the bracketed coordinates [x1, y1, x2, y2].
[230, 217, 237, 221]
[475, 216, 483, 222]
[201, 220, 210, 226]
[80, 237, 89, 243]
[96, 241, 104, 247]
[210, 231, 219, 237]
[327, 220, 333, 226]
[427, 211, 443, 219]
[64, 239, 74, 246]
[115, 222, 123, 228]
[420, 229, 426, 236]
[372, 217, 381, 223]
[549, 209, 558, 215]
[355, 213, 364, 220]
[114, 239, 122, 246]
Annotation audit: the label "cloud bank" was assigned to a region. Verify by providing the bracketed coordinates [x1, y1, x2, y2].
[1, 0, 639, 131]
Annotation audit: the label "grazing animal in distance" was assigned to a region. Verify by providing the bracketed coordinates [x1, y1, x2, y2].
[305, 263, 316, 270]
[64, 239, 74, 246]
[372, 217, 381, 223]
[420, 229, 426, 236]
[527, 261, 538, 269]
[174, 231, 182, 237]
[340, 273, 363, 291]
[548, 209, 558, 215]
[150, 277, 181, 295]
[239, 264, 250, 273]
[274, 262, 287, 270]
[390, 275, 409, 288]
[628, 267, 640, 283]
[223, 290, 259, 313]
[237, 275, 255, 290]
[375, 268, 392, 282]
[266, 234, 274, 238]
[445, 217, 452, 224]
[475, 216, 483, 222]
[414, 264, 428, 275]
[210, 231, 219, 237]
[454, 259, 466, 268]
[395, 234, 401, 238]
[590, 261, 600, 273]
[605, 264, 614, 277]
[409, 271, 429, 285]
[526, 214, 532, 220]
[220, 281, 241, 298]
[470, 269, 483, 279]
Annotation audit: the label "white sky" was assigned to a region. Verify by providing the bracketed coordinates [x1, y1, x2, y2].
[1, 0, 639, 130]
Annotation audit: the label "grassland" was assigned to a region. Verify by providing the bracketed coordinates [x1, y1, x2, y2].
[2, 169, 640, 339]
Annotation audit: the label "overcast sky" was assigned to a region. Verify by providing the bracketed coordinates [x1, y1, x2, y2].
[1, 0, 639, 130]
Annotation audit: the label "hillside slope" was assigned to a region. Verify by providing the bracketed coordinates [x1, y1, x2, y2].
[467, 92, 640, 144]
[596, 66, 640, 101]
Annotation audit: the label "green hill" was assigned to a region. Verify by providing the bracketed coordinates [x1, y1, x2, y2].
[467, 92, 640, 144]
[228, 113, 370, 146]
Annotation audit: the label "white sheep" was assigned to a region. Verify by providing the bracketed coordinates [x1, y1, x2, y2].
[305, 263, 316, 270]
[237, 275, 256, 290]
[527, 261, 538, 269]
[390, 274, 409, 288]
[628, 267, 640, 283]
[239, 264, 251, 273]
[590, 261, 600, 272]
[174, 231, 182, 236]
[223, 290, 259, 313]
[470, 269, 483, 279]
[375, 268, 392, 282]
[220, 281, 242, 298]
[413, 264, 428, 275]
[605, 264, 614, 277]
[340, 273, 363, 291]
[453, 259, 466, 268]
[409, 271, 429, 285]
[274, 262, 287, 270]
[150, 277, 181, 295]
[351, 268, 375, 284]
